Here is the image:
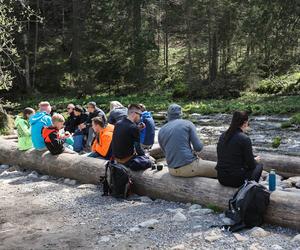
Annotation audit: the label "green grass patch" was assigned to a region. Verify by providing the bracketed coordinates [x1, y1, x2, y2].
[6, 92, 300, 117]
[206, 204, 223, 213]
[281, 113, 300, 129]
[272, 136, 282, 148]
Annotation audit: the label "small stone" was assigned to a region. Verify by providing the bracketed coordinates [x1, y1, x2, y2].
[296, 181, 300, 189]
[129, 227, 140, 232]
[222, 217, 234, 225]
[249, 243, 259, 250]
[77, 184, 97, 190]
[172, 212, 187, 222]
[219, 213, 226, 219]
[271, 245, 283, 250]
[139, 196, 152, 202]
[99, 236, 110, 242]
[138, 219, 159, 228]
[287, 176, 300, 185]
[261, 170, 268, 180]
[171, 244, 185, 250]
[292, 234, 300, 242]
[64, 178, 76, 185]
[64, 178, 71, 184]
[166, 208, 184, 213]
[41, 175, 49, 180]
[189, 204, 202, 210]
[199, 208, 213, 215]
[0, 170, 23, 177]
[280, 180, 293, 189]
[68, 179, 76, 185]
[233, 233, 248, 242]
[0, 164, 9, 170]
[204, 229, 223, 242]
[28, 171, 39, 179]
[248, 227, 269, 237]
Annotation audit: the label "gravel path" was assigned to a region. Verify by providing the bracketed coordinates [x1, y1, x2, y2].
[0, 166, 300, 250]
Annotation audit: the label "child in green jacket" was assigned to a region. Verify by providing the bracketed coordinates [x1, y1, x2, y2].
[15, 108, 35, 150]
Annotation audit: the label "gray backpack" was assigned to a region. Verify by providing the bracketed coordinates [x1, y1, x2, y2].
[224, 180, 270, 232]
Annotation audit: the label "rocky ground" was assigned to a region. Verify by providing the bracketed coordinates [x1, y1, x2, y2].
[1, 165, 300, 250]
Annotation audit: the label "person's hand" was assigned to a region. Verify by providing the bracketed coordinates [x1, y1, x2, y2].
[64, 132, 71, 139]
[255, 156, 261, 163]
[138, 122, 146, 130]
[193, 151, 203, 159]
[79, 123, 86, 130]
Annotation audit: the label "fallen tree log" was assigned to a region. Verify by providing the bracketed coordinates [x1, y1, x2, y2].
[1, 135, 18, 140]
[0, 138, 299, 231]
[150, 145, 300, 178]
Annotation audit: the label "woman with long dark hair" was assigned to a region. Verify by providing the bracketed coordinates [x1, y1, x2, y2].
[216, 111, 263, 187]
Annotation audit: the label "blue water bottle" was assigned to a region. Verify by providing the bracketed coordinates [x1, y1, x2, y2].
[269, 169, 276, 191]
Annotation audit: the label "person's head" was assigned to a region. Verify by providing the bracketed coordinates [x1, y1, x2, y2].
[139, 104, 146, 112]
[225, 111, 249, 142]
[67, 104, 75, 114]
[52, 114, 65, 130]
[39, 101, 51, 114]
[167, 104, 182, 121]
[74, 105, 84, 116]
[87, 102, 97, 113]
[109, 101, 123, 112]
[127, 104, 143, 123]
[23, 107, 35, 120]
[92, 116, 106, 133]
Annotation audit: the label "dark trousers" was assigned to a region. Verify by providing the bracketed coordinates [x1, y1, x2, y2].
[218, 164, 263, 188]
[124, 155, 152, 171]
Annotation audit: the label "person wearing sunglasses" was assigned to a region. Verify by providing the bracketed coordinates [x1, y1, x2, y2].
[216, 111, 262, 188]
[64, 104, 76, 133]
[111, 104, 153, 171]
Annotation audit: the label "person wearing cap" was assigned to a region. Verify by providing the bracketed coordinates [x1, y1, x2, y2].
[158, 104, 217, 178]
[111, 104, 153, 171]
[108, 101, 128, 125]
[64, 103, 77, 133]
[29, 101, 52, 150]
[81, 102, 106, 150]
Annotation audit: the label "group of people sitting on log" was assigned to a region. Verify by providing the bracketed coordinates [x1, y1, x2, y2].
[15, 101, 262, 188]
[15, 101, 156, 170]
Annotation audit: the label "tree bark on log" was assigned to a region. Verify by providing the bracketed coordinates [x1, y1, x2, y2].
[0, 138, 300, 231]
[149, 145, 300, 178]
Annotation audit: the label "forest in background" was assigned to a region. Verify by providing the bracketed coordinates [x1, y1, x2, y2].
[0, 0, 299, 101]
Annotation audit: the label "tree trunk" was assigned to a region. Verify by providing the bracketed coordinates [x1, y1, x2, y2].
[149, 145, 300, 178]
[32, 0, 39, 89]
[23, 31, 31, 92]
[185, 1, 193, 89]
[0, 138, 300, 231]
[132, 0, 144, 83]
[71, 0, 80, 73]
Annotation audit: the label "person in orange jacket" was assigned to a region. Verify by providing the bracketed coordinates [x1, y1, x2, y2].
[87, 116, 114, 160]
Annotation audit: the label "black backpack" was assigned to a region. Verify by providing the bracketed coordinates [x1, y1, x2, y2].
[224, 180, 270, 232]
[101, 161, 133, 199]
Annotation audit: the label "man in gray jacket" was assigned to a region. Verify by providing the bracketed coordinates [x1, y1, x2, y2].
[158, 104, 217, 177]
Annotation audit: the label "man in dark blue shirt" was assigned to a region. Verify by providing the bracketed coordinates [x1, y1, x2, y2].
[112, 104, 153, 171]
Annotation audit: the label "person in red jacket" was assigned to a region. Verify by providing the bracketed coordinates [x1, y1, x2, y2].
[42, 114, 75, 155]
[87, 116, 114, 160]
